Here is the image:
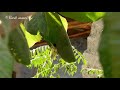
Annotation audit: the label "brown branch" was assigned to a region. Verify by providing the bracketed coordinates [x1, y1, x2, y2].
[68, 21, 92, 30]
[69, 30, 90, 38]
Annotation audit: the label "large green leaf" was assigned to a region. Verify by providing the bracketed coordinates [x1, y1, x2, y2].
[8, 27, 31, 65]
[28, 12, 75, 63]
[0, 38, 14, 78]
[0, 13, 14, 78]
[20, 23, 42, 48]
[99, 12, 120, 78]
[58, 12, 105, 22]
[43, 12, 76, 63]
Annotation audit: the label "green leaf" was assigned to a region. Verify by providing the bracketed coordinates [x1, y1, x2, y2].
[47, 12, 76, 62]
[8, 27, 31, 65]
[24, 13, 40, 35]
[99, 12, 120, 77]
[58, 12, 105, 22]
[20, 23, 42, 48]
[0, 13, 14, 78]
[0, 39, 14, 78]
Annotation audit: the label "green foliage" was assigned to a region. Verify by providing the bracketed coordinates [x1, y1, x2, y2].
[58, 12, 105, 22]
[0, 12, 107, 78]
[0, 38, 14, 78]
[29, 45, 52, 78]
[8, 27, 31, 65]
[99, 12, 120, 78]
[0, 13, 14, 78]
[28, 45, 86, 78]
[81, 68, 104, 78]
[25, 12, 76, 63]
[72, 46, 87, 65]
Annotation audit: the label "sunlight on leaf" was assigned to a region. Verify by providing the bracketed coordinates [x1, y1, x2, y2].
[20, 23, 42, 48]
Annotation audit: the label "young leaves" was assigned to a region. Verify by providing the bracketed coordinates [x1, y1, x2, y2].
[29, 45, 86, 78]
[58, 12, 105, 22]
